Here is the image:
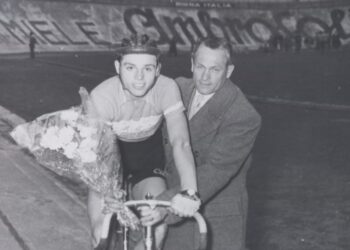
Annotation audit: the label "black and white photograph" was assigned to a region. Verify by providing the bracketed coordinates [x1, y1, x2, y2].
[0, 0, 349, 249]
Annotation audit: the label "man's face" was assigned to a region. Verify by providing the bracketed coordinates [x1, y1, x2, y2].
[115, 53, 160, 97]
[191, 45, 234, 95]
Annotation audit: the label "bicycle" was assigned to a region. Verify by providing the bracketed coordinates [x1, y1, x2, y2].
[95, 198, 207, 250]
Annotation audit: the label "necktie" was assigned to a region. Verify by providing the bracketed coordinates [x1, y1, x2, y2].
[189, 93, 204, 119]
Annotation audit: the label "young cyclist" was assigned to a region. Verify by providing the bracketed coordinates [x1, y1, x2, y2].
[88, 35, 201, 249]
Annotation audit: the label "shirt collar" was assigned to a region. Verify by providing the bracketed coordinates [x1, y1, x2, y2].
[193, 89, 214, 101]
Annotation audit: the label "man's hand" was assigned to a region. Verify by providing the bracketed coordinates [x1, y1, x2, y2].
[171, 193, 201, 217]
[138, 206, 169, 226]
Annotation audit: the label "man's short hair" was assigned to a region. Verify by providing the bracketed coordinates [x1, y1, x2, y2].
[191, 37, 234, 65]
[116, 34, 161, 62]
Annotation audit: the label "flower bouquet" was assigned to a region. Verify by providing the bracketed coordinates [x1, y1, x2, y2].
[10, 87, 139, 229]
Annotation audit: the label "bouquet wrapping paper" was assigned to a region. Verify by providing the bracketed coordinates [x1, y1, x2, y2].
[10, 87, 139, 229]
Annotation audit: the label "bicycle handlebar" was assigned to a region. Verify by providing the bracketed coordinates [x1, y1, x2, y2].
[124, 200, 207, 250]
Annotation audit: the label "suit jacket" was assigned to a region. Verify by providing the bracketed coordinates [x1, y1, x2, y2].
[160, 77, 261, 250]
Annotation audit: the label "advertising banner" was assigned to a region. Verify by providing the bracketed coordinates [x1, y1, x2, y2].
[0, 0, 349, 53]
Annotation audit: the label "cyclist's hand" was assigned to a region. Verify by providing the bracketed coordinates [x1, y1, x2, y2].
[138, 206, 168, 226]
[103, 196, 122, 213]
[171, 193, 201, 217]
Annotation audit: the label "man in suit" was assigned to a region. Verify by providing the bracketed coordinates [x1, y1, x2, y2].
[140, 37, 261, 250]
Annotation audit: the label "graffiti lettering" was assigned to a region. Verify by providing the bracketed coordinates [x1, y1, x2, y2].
[273, 11, 296, 36]
[20, 20, 47, 44]
[124, 9, 278, 45]
[51, 21, 89, 45]
[198, 11, 231, 41]
[123, 8, 343, 47]
[0, 18, 113, 52]
[124, 8, 168, 44]
[225, 17, 246, 44]
[0, 19, 27, 44]
[329, 9, 350, 38]
[75, 21, 109, 45]
[297, 16, 329, 37]
[29, 20, 67, 45]
[162, 15, 203, 45]
[245, 18, 275, 42]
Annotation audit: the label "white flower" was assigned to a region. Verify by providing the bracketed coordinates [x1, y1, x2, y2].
[77, 147, 97, 163]
[80, 137, 98, 150]
[10, 124, 34, 149]
[77, 124, 97, 138]
[60, 109, 79, 123]
[63, 142, 78, 159]
[57, 126, 75, 146]
[40, 126, 61, 150]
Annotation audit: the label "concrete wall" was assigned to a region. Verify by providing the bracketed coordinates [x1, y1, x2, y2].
[1, 0, 349, 53]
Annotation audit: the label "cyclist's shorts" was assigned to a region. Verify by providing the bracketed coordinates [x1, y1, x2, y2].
[117, 128, 166, 185]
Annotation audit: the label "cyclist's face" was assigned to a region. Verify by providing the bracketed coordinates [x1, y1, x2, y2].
[115, 54, 160, 97]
